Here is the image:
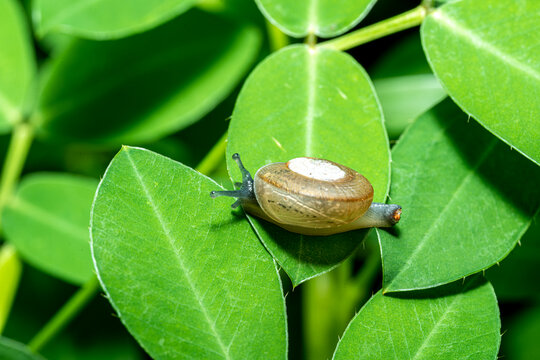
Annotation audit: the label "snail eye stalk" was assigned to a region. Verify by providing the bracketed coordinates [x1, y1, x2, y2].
[209, 153, 255, 208]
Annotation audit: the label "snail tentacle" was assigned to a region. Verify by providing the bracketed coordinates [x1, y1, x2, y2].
[209, 153, 256, 208]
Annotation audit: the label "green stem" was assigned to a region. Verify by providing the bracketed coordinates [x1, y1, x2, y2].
[0, 123, 34, 213]
[303, 231, 382, 360]
[195, 131, 228, 176]
[320, 5, 427, 51]
[306, 32, 317, 48]
[351, 247, 381, 306]
[0, 243, 22, 334]
[28, 277, 100, 353]
[265, 20, 289, 52]
[302, 257, 358, 360]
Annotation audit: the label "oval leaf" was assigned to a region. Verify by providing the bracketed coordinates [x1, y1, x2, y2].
[0, 337, 45, 360]
[227, 44, 389, 285]
[2, 173, 97, 285]
[91, 147, 286, 359]
[0, 0, 36, 132]
[379, 99, 540, 292]
[255, 0, 377, 38]
[35, 10, 261, 145]
[34, 0, 197, 39]
[333, 278, 500, 359]
[421, 0, 540, 164]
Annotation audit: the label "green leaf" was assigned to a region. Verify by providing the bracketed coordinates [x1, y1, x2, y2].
[91, 147, 287, 359]
[379, 99, 540, 292]
[0, 244, 21, 334]
[0, 337, 45, 360]
[34, 10, 261, 145]
[2, 173, 97, 285]
[487, 212, 540, 301]
[255, 0, 377, 38]
[503, 306, 540, 360]
[333, 278, 500, 359]
[226, 44, 389, 285]
[421, 0, 540, 164]
[0, 0, 36, 132]
[34, 0, 198, 39]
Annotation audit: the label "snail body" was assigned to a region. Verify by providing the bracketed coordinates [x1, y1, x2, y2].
[210, 154, 401, 236]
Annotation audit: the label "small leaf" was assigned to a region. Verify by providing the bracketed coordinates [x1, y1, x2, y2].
[379, 99, 540, 292]
[2, 173, 97, 285]
[0, 0, 36, 132]
[0, 244, 21, 334]
[91, 147, 286, 359]
[0, 337, 45, 360]
[333, 278, 500, 359]
[227, 44, 389, 285]
[487, 212, 540, 301]
[421, 0, 540, 164]
[255, 0, 377, 38]
[34, 0, 198, 39]
[34, 10, 261, 145]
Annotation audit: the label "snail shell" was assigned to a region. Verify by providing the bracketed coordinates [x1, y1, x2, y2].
[254, 158, 373, 229]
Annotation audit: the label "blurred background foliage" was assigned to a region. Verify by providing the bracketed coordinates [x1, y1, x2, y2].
[0, 0, 538, 359]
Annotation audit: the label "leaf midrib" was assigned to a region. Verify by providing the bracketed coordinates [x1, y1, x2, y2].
[432, 9, 540, 81]
[305, 48, 316, 155]
[307, 0, 319, 33]
[410, 293, 462, 359]
[124, 150, 231, 360]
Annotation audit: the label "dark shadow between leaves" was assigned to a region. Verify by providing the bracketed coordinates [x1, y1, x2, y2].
[386, 274, 487, 300]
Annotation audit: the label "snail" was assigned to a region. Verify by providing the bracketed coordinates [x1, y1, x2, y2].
[210, 153, 401, 236]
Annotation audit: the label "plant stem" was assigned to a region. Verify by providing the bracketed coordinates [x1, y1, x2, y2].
[265, 20, 289, 52]
[303, 231, 382, 360]
[28, 276, 100, 353]
[302, 258, 360, 360]
[306, 32, 317, 48]
[320, 5, 427, 51]
[0, 243, 22, 334]
[0, 123, 34, 213]
[195, 131, 228, 176]
[351, 246, 381, 305]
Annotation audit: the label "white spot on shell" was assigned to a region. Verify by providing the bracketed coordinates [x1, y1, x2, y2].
[288, 158, 345, 181]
